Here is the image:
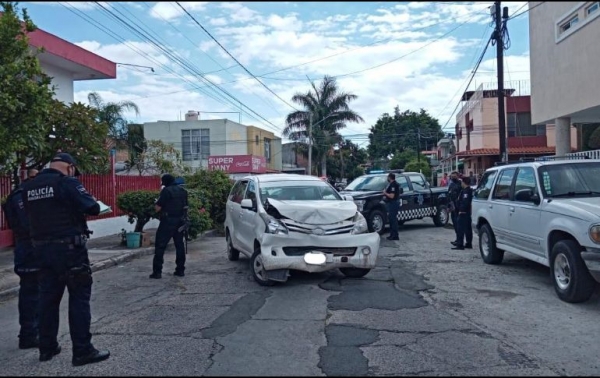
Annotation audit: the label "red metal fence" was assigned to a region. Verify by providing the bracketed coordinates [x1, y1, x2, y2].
[1, 174, 160, 232]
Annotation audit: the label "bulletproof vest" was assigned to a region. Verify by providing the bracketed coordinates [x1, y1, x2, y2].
[162, 185, 188, 218]
[448, 181, 461, 201]
[23, 172, 83, 239]
[1, 187, 30, 240]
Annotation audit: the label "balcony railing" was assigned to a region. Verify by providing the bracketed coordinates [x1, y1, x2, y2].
[457, 80, 531, 121]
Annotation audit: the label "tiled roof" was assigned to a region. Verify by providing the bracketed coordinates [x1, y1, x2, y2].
[455, 146, 575, 157]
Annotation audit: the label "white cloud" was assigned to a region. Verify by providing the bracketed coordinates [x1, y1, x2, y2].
[28, 1, 108, 10]
[75, 40, 171, 68]
[148, 2, 207, 21]
[209, 17, 228, 26]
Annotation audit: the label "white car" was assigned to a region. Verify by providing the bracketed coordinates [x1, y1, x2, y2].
[224, 174, 380, 286]
[472, 159, 600, 303]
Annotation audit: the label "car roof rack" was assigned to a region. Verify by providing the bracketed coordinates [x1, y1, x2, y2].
[534, 155, 590, 161]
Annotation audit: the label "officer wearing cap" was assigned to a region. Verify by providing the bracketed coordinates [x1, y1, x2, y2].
[21, 153, 110, 366]
[150, 174, 188, 279]
[1, 170, 41, 350]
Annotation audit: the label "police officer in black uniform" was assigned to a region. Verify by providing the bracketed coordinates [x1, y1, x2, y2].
[1, 171, 40, 349]
[448, 171, 462, 246]
[451, 176, 473, 250]
[150, 174, 188, 279]
[22, 153, 110, 366]
[383, 172, 401, 241]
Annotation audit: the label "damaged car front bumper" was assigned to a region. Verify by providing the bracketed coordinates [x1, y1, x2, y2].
[259, 232, 380, 274]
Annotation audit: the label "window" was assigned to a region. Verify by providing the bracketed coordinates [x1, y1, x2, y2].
[264, 138, 271, 163]
[538, 162, 600, 197]
[507, 112, 537, 137]
[255, 135, 259, 145]
[475, 170, 497, 200]
[514, 167, 538, 202]
[408, 175, 427, 190]
[492, 168, 516, 200]
[259, 181, 341, 201]
[587, 2, 599, 15]
[245, 180, 257, 204]
[229, 181, 248, 204]
[561, 15, 579, 33]
[397, 176, 410, 192]
[181, 129, 210, 161]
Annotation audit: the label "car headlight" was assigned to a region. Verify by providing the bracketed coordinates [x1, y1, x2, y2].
[354, 199, 365, 212]
[260, 213, 288, 235]
[351, 212, 368, 235]
[589, 225, 600, 243]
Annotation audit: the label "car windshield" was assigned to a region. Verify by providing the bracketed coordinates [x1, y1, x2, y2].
[539, 162, 600, 198]
[345, 175, 387, 191]
[259, 180, 342, 202]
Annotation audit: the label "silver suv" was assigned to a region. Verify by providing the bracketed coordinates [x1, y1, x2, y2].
[472, 159, 600, 303]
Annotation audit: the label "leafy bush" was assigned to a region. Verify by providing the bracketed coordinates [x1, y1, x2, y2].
[404, 159, 432, 181]
[184, 170, 234, 230]
[116, 189, 212, 238]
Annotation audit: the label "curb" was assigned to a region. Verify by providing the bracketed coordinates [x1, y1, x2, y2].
[0, 229, 220, 302]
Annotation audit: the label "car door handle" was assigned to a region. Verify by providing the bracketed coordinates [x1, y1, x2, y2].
[488, 205, 493, 209]
[509, 207, 515, 212]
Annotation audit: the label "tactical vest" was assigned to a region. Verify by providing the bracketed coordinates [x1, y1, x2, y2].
[23, 171, 83, 240]
[1, 187, 30, 241]
[161, 185, 188, 218]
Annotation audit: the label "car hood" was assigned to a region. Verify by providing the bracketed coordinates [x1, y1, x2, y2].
[266, 199, 357, 225]
[545, 197, 600, 222]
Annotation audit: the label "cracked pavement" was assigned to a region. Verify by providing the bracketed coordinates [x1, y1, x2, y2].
[1, 220, 599, 375]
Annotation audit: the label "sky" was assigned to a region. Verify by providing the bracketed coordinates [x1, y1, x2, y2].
[22, 1, 531, 148]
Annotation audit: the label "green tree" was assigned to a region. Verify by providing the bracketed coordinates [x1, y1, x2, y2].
[283, 75, 364, 177]
[404, 159, 432, 181]
[125, 123, 146, 166]
[87, 91, 140, 143]
[28, 99, 110, 173]
[326, 139, 368, 182]
[388, 148, 416, 170]
[0, 1, 55, 185]
[368, 106, 443, 163]
[129, 139, 189, 176]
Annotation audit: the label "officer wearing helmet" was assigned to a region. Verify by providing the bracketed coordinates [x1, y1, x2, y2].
[150, 173, 189, 279]
[21, 153, 110, 366]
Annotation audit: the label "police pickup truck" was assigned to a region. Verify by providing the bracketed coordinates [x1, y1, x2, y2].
[339, 171, 450, 234]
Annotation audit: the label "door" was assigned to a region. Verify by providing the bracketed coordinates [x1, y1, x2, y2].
[238, 180, 259, 253]
[407, 174, 434, 218]
[228, 180, 248, 250]
[507, 167, 543, 256]
[489, 168, 517, 248]
[395, 176, 413, 222]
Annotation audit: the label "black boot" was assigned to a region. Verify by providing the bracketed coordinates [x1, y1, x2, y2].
[173, 270, 185, 277]
[149, 272, 161, 279]
[72, 348, 110, 367]
[39, 345, 61, 362]
[19, 337, 39, 350]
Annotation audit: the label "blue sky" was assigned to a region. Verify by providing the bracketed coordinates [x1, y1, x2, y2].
[23, 1, 531, 146]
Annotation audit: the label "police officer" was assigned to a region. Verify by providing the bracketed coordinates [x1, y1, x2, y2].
[382, 172, 401, 241]
[21, 153, 110, 366]
[448, 171, 462, 246]
[451, 177, 473, 250]
[150, 174, 189, 279]
[1, 172, 40, 349]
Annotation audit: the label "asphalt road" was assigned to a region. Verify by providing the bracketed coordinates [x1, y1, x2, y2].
[1, 219, 599, 376]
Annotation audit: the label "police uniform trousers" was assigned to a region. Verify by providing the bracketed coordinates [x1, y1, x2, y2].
[455, 213, 473, 247]
[451, 207, 459, 241]
[386, 200, 400, 239]
[153, 216, 186, 274]
[37, 243, 94, 357]
[14, 239, 40, 344]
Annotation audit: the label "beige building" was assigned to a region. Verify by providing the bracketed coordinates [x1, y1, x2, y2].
[529, 1, 600, 156]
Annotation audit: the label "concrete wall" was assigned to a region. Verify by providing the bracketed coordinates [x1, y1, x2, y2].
[41, 62, 74, 103]
[246, 126, 283, 171]
[529, 1, 600, 124]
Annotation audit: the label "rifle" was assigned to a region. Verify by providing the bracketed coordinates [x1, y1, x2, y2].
[177, 205, 190, 254]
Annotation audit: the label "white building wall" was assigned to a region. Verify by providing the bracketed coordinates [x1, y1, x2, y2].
[143, 119, 249, 170]
[41, 62, 74, 103]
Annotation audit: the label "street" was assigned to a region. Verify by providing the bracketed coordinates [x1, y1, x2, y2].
[0, 220, 599, 376]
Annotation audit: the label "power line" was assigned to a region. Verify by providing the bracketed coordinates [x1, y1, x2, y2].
[509, 2, 545, 20]
[176, 2, 298, 112]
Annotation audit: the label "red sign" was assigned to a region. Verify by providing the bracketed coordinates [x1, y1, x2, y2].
[208, 155, 267, 173]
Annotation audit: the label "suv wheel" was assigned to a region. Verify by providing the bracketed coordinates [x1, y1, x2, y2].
[479, 224, 504, 264]
[550, 240, 596, 303]
[340, 268, 371, 278]
[433, 205, 449, 227]
[251, 245, 275, 286]
[367, 209, 386, 234]
[226, 230, 240, 261]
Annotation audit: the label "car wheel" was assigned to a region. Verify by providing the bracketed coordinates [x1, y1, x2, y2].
[433, 205, 449, 227]
[250, 245, 275, 286]
[367, 209, 386, 234]
[479, 224, 504, 265]
[550, 240, 596, 303]
[340, 268, 371, 278]
[226, 230, 240, 261]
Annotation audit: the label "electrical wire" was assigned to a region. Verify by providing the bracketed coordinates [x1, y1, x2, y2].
[509, 2, 545, 20]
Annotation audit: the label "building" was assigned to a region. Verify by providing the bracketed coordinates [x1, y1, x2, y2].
[529, 1, 600, 156]
[281, 142, 308, 174]
[143, 111, 282, 173]
[436, 135, 459, 180]
[453, 82, 577, 175]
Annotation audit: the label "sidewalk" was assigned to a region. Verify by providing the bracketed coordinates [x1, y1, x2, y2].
[0, 228, 218, 302]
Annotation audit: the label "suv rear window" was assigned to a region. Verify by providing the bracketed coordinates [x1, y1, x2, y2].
[492, 168, 516, 200]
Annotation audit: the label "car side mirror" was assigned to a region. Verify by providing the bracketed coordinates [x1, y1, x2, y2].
[515, 189, 540, 205]
[344, 195, 354, 201]
[241, 199, 254, 210]
[532, 193, 541, 205]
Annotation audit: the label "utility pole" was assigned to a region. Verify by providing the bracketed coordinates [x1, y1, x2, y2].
[307, 113, 313, 176]
[417, 128, 421, 163]
[494, 1, 509, 162]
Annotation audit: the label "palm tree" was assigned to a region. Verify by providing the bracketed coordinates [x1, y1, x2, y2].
[283, 75, 363, 177]
[87, 91, 140, 144]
